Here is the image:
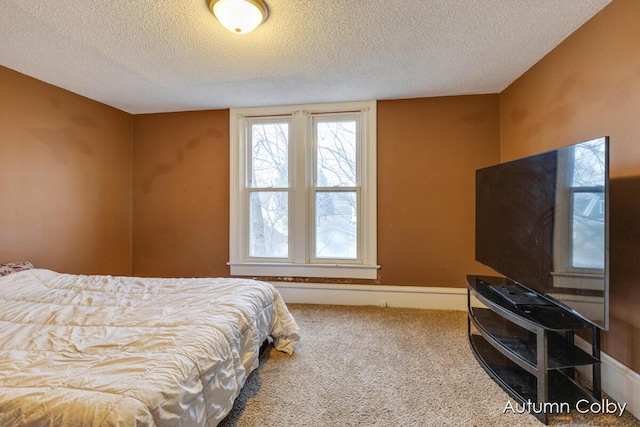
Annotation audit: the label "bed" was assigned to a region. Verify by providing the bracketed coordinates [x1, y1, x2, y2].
[0, 262, 300, 426]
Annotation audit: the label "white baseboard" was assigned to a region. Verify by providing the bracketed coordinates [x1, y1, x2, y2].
[272, 282, 639, 422]
[575, 337, 640, 421]
[271, 282, 468, 311]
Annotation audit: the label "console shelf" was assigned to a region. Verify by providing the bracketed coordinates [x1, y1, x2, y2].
[467, 275, 602, 424]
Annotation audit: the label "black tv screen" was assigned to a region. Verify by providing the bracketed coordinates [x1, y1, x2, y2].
[475, 137, 609, 330]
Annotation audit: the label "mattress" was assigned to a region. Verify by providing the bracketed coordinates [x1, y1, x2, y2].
[0, 269, 300, 426]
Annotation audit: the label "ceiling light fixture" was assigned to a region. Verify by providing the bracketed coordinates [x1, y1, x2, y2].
[208, 0, 269, 35]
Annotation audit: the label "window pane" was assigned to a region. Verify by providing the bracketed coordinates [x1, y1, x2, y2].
[251, 123, 288, 188]
[571, 139, 605, 187]
[249, 191, 288, 258]
[316, 120, 356, 187]
[572, 192, 605, 269]
[315, 191, 357, 259]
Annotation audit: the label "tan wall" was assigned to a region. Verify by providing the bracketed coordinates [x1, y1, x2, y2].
[131, 97, 500, 286]
[377, 96, 500, 286]
[132, 110, 230, 278]
[0, 66, 132, 275]
[500, 0, 640, 371]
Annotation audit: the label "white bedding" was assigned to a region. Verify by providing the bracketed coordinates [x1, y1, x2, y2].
[0, 269, 300, 426]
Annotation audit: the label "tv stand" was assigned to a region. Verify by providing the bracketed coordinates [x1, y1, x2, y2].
[467, 275, 601, 424]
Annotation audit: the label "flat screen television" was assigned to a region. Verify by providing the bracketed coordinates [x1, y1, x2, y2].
[475, 136, 609, 330]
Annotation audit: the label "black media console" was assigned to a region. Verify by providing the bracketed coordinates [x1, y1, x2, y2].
[467, 275, 602, 424]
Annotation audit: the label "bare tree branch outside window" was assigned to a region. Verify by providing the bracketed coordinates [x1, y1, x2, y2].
[249, 123, 289, 258]
[315, 120, 358, 259]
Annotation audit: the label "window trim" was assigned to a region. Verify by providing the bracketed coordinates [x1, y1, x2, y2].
[228, 101, 378, 279]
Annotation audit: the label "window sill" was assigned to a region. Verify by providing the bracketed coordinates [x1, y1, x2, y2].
[228, 262, 380, 280]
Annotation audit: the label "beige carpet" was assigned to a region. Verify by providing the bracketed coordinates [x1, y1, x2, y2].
[219, 304, 639, 427]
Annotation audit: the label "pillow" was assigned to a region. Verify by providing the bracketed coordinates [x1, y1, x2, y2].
[0, 261, 35, 276]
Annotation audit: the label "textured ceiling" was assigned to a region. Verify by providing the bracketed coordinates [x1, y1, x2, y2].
[0, 0, 611, 114]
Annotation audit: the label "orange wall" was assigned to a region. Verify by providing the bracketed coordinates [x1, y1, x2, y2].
[377, 96, 500, 286]
[0, 66, 132, 275]
[500, 0, 640, 371]
[132, 111, 230, 278]
[129, 97, 500, 286]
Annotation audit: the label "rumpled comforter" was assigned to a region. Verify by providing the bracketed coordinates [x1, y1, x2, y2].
[0, 269, 300, 426]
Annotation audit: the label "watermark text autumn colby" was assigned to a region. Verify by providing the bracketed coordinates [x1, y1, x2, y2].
[503, 398, 627, 417]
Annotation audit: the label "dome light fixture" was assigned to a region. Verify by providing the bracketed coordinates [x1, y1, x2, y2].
[208, 0, 269, 34]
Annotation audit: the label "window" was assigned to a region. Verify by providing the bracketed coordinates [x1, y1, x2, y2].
[567, 140, 606, 270]
[552, 137, 606, 292]
[229, 101, 377, 279]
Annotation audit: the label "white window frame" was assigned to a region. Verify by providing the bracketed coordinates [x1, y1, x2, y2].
[228, 101, 378, 279]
